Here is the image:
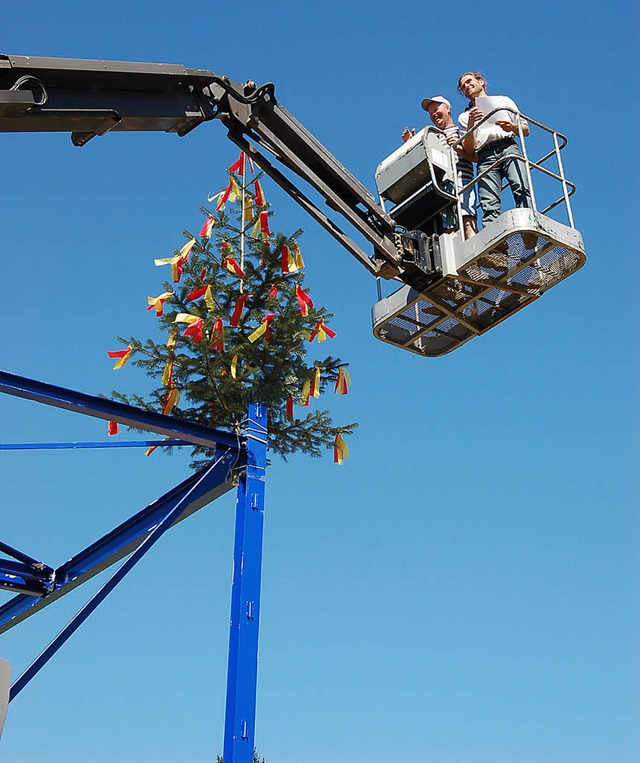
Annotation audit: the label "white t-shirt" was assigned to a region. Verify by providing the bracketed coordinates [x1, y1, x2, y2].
[458, 95, 520, 151]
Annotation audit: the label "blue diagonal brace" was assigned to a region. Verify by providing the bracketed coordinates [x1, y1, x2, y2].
[8, 455, 229, 702]
[0, 369, 239, 449]
[223, 403, 267, 763]
[0, 444, 243, 634]
[0, 560, 52, 596]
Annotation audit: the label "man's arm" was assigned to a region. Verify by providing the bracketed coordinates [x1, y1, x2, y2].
[445, 132, 476, 162]
[495, 117, 530, 137]
[459, 108, 481, 154]
[495, 96, 530, 137]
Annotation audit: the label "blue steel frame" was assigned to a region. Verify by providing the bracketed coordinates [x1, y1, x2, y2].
[0, 370, 269, 762]
[224, 403, 267, 763]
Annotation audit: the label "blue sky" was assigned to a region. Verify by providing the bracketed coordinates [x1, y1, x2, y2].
[0, 2, 637, 762]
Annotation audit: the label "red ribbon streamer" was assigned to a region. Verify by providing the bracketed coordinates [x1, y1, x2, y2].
[186, 286, 208, 302]
[230, 294, 251, 326]
[254, 180, 265, 206]
[295, 285, 314, 316]
[259, 210, 270, 241]
[183, 318, 204, 342]
[308, 319, 337, 342]
[223, 257, 246, 278]
[200, 216, 215, 238]
[210, 316, 225, 351]
[228, 152, 245, 176]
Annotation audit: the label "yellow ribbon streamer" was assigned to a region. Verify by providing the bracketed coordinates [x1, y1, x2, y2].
[161, 358, 174, 386]
[167, 326, 178, 350]
[204, 284, 215, 313]
[334, 434, 349, 465]
[248, 321, 268, 344]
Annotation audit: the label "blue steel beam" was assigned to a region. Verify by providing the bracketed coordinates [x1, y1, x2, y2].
[223, 403, 267, 763]
[0, 541, 53, 574]
[0, 560, 52, 596]
[0, 439, 186, 450]
[0, 369, 240, 449]
[0, 444, 243, 634]
[9, 457, 227, 702]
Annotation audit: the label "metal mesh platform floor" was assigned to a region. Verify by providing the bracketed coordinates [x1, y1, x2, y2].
[372, 224, 585, 357]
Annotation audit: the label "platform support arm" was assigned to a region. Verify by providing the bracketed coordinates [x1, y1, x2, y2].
[223, 403, 267, 763]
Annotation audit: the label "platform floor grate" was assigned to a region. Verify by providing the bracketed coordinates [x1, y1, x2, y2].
[372, 228, 584, 356]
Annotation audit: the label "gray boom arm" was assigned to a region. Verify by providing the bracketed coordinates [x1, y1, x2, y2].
[0, 53, 403, 279]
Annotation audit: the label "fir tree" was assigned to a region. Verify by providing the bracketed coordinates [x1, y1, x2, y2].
[110, 153, 356, 466]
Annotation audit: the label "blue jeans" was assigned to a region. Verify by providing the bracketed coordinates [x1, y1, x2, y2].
[476, 138, 532, 226]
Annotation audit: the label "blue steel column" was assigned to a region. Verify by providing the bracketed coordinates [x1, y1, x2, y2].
[223, 403, 267, 763]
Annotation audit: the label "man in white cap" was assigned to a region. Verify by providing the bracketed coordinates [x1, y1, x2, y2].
[403, 95, 477, 239]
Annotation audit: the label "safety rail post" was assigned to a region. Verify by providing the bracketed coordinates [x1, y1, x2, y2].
[223, 403, 267, 763]
[553, 130, 574, 228]
[516, 114, 537, 212]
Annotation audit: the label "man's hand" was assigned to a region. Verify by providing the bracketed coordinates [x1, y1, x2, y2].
[402, 126, 416, 143]
[467, 107, 483, 128]
[496, 119, 515, 133]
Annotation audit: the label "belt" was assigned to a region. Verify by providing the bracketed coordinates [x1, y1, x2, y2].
[477, 137, 517, 156]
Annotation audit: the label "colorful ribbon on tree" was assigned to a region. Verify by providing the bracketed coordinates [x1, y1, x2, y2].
[216, 177, 240, 210]
[281, 242, 304, 274]
[162, 386, 180, 415]
[300, 379, 311, 407]
[174, 313, 204, 342]
[254, 180, 265, 206]
[223, 256, 246, 278]
[210, 316, 225, 351]
[200, 216, 215, 239]
[295, 284, 314, 316]
[146, 291, 173, 316]
[309, 366, 322, 398]
[166, 326, 178, 350]
[230, 293, 251, 327]
[228, 152, 245, 176]
[154, 239, 196, 283]
[107, 345, 132, 370]
[185, 284, 215, 312]
[333, 433, 349, 464]
[334, 367, 351, 395]
[186, 285, 207, 302]
[248, 313, 275, 343]
[161, 357, 174, 386]
[221, 240, 246, 278]
[259, 210, 270, 241]
[308, 319, 336, 343]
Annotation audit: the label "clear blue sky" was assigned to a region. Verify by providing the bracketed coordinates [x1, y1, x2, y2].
[1, 2, 637, 762]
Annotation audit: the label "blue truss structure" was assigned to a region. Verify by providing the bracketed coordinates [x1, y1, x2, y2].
[0, 369, 266, 763]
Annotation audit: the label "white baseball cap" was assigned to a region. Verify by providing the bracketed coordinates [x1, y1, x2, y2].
[421, 95, 451, 111]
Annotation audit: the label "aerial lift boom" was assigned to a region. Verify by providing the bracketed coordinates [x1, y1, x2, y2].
[0, 53, 585, 356]
[0, 54, 406, 277]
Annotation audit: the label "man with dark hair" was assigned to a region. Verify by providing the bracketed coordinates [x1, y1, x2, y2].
[457, 72, 532, 227]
